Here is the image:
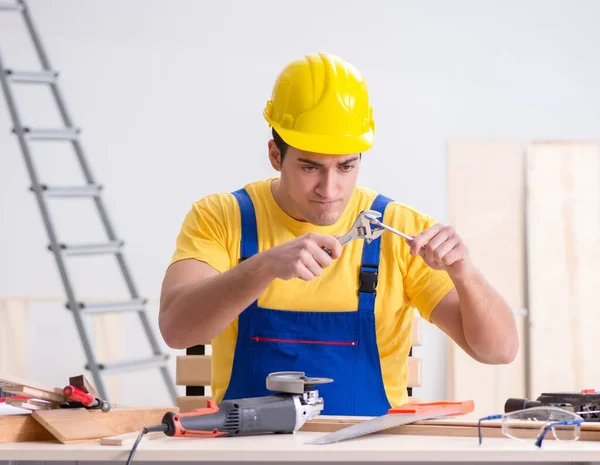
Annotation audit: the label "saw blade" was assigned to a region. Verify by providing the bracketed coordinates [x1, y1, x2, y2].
[306, 401, 473, 445]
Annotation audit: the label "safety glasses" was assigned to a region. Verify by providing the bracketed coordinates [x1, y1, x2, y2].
[478, 406, 584, 447]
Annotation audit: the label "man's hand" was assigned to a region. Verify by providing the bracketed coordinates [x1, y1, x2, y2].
[409, 224, 472, 279]
[262, 233, 342, 281]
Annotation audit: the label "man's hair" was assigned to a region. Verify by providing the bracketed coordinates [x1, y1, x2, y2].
[272, 128, 289, 161]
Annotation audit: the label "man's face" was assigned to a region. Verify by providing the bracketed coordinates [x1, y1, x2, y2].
[271, 143, 361, 226]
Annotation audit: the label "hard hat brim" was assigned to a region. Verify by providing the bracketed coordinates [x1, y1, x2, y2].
[271, 123, 373, 155]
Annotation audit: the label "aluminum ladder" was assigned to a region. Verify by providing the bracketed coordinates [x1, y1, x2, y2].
[0, 0, 177, 403]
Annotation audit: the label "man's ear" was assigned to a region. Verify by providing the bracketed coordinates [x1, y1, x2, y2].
[268, 139, 282, 171]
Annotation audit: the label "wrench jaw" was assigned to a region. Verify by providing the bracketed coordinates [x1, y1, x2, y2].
[337, 210, 384, 246]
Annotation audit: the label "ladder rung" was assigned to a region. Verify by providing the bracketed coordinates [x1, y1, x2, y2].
[37, 184, 102, 198]
[0, 2, 22, 10]
[69, 298, 147, 315]
[90, 355, 169, 374]
[6, 69, 58, 84]
[19, 127, 79, 140]
[51, 240, 124, 256]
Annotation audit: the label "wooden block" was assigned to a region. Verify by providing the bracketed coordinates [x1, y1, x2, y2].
[446, 139, 527, 416]
[69, 374, 101, 400]
[176, 395, 211, 413]
[101, 430, 163, 446]
[31, 406, 178, 444]
[0, 299, 28, 380]
[0, 414, 56, 443]
[407, 357, 421, 388]
[526, 141, 600, 396]
[176, 355, 211, 386]
[1, 384, 66, 403]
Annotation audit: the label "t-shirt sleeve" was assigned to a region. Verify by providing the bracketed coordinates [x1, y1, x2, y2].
[403, 214, 456, 322]
[170, 196, 232, 274]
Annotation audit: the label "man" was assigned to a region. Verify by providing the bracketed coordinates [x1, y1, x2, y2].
[159, 52, 519, 416]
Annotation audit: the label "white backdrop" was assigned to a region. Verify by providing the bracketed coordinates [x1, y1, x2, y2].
[1, 0, 599, 406]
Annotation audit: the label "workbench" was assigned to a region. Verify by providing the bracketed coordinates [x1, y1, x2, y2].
[1, 431, 600, 464]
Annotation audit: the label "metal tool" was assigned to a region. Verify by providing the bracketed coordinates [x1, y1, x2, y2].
[322, 210, 385, 255]
[62, 385, 111, 412]
[338, 209, 386, 246]
[364, 213, 414, 242]
[306, 400, 474, 445]
[0, 0, 176, 403]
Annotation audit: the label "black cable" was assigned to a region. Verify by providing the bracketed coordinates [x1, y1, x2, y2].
[126, 424, 168, 465]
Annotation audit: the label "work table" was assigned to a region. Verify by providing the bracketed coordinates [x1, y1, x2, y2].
[2, 431, 600, 464]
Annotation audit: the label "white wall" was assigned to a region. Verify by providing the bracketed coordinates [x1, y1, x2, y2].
[1, 0, 600, 407]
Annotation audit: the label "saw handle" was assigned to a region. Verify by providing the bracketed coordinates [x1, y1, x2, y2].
[389, 400, 475, 416]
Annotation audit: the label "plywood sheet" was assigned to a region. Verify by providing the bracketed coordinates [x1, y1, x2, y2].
[446, 140, 527, 417]
[31, 406, 177, 444]
[0, 299, 28, 379]
[526, 141, 600, 395]
[93, 312, 122, 403]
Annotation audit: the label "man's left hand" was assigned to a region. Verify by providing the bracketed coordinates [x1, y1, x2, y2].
[409, 224, 472, 279]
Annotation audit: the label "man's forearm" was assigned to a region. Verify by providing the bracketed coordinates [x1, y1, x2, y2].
[159, 255, 275, 349]
[452, 266, 519, 364]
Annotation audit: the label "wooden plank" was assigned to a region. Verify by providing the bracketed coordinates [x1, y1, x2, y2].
[0, 375, 64, 397]
[100, 430, 163, 446]
[1, 385, 66, 403]
[176, 395, 212, 413]
[0, 299, 28, 381]
[176, 355, 422, 389]
[526, 141, 600, 395]
[176, 355, 211, 386]
[301, 417, 600, 441]
[31, 406, 178, 444]
[446, 140, 527, 418]
[69, 374, 101, 400]
[0, 414, 56, 443]
[93, 313, 122, 403]
[6, 399, 59, 411]
[407, 357, 421, 388]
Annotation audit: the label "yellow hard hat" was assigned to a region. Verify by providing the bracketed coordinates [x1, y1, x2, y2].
[263, 52, 375, 155]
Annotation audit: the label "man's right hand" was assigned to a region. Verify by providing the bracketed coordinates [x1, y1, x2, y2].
[261, 233, 342, 281]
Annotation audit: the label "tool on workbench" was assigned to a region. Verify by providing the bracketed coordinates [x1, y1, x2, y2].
[62, 385, 111, 412]
[306, 400, 474, 445]
[506, 390, 600, 421]
[125, 371, 333, 464]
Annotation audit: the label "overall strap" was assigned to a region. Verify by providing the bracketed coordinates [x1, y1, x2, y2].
[231, 189, 259, 260]
[358, 194, 394, 313]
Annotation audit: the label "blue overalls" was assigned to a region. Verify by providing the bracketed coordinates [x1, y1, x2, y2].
[222, 188, 394, 416]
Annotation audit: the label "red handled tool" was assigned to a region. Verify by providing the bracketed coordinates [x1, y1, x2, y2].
[63, 385, 111, 412]
[307, 400, 475, 444]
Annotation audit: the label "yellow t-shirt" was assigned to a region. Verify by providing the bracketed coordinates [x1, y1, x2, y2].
[170, 178, 455, 408]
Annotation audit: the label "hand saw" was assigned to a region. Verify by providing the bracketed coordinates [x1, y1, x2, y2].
[305, 400, 474, 445]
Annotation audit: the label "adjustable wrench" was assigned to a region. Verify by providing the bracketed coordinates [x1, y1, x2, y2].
[323, 210, 413, 255]
[322, 210, 385, 256]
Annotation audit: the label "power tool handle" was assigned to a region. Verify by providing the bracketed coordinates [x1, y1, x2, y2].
[162, 402, 229, 437]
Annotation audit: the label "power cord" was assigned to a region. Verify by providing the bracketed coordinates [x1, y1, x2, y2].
[126, 424, 168, 464]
